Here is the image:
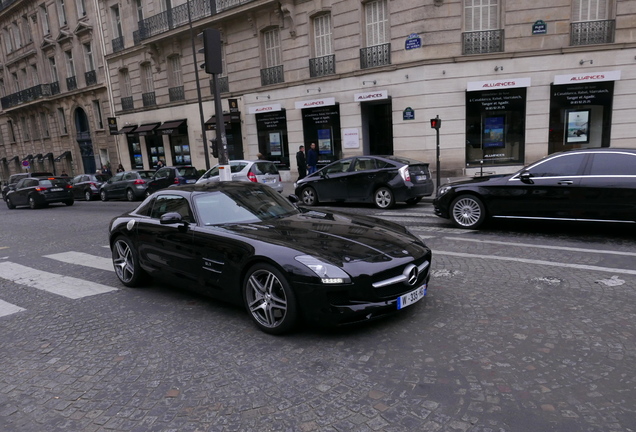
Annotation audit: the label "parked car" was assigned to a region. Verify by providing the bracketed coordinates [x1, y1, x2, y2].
[70, 173, 112, 201]
[196, 160, 283, 193]
[100, 170, 155, 202]
[145, 166, 200, 195]
[108, 181, 432, 334]
[433, 148, 636, 229]
[6, 176, 73, 209]
[294, 155, 434, 209]
[2, 172, 54, 202]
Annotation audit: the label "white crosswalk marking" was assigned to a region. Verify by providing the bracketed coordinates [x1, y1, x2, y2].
[44, 251, 114, 272]
[0, 299, 25, 317]
[0, 262, 117, 299]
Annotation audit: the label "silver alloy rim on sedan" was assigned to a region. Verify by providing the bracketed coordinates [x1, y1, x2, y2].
[113, 239, 135, 283]
[246, 269, 288, 329]
[452, 197, 482, 227]
[302, 188, 315, 205]
[375, 189, 392, 208]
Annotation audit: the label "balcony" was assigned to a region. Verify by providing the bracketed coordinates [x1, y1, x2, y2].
[1, 84, 52, 110]
[462, 29, 504, 55]
[209, 76, 229, 94]
[121, 96, 134, 111]
[309, 55, 336, 77]
[85, 70, 97, 86]
[169, 86, 185, 102]
[142, 92, 157, 107]
[360, 44, 391, 69]
[50, 81, 60, 95]
[112, 36, 125, 53]
[66, 76, 77, 91]
[571, 20, 615, 46]
[260, 65, 284, 86]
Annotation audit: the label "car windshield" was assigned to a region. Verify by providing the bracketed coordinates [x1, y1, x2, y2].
[177, 167, 199, 177]
[193, 187, 299, 225]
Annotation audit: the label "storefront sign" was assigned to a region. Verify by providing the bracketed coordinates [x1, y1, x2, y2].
[405, 33, 422, 50]
[343, 129, 360, 149]
[228, 98, 239, 113]
[532, 20, 547, 35]
[467, 78, 531, 92]
[554, 70, 621, 85]
[108, 117, 118, 135]
[403, 107, 415, 120]
[295, 98, 336, 109]
[248, 103, 282, 114]
[354, 90, 388, 102]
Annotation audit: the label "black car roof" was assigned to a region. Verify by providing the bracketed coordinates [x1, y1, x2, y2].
[152, 180, 269, 196]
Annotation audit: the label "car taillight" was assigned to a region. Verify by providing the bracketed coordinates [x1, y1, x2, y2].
[134, 179, 146, 185]
[247, 171, 257, 182]
[35, 187, 45, 192]
[399, 165, 411, 182]
[279, 175, 282, 182]
[174, 178, 180, 184]
[67, 184, 73, 189]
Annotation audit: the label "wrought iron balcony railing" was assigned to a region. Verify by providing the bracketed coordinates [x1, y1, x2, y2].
[169, 86, 185, 102]
[261, 65, 284, 86]
[1, 84, 52, 109]
[85, 70, 97, 86]
[142, 92, 157, 107]
[121, 96, 134, 111]
[360, 44, 391, 69]
[66, 76, 77, 91]
[112, 36, 125, 53]
[462, 29, 504, 55]
[209, 76, 229, 94]
[309, 55, 336, 77]
[50, 81, 60, 95]
[571, 20, 615, 46]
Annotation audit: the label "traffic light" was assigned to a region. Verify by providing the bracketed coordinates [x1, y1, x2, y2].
[201, 29, 222, 74]
[430, 117, 442, 130]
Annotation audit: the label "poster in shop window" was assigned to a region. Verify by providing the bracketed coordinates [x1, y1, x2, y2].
[269, 132, 282, 156]
[483, 116, 505, 148]
[566, 109, 590, 143]
[318, 129, 332, 154]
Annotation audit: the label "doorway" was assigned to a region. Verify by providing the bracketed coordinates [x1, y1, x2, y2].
[74, 108, 96, 174]
[361, 100, 393, 155]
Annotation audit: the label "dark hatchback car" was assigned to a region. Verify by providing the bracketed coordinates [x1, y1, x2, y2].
[70, 173, 111, 201]
[6, 176, 74, 209]
[146, 166, 199, 195]
[2, 172, 54, 201]
[100, 170, 155, 202]
[294, 155, 434, 209]
[434, 148, 636, 229]
[109, 182, 432, 334]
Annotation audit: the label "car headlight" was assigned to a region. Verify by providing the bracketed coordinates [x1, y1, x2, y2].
[295, 255, 351, 284]
[437, 185, 452, 196]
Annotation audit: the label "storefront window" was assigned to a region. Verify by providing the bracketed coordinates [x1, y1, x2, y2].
[170, 135, 191, 165]
[127, 135, 143, 169]
[146, 135, 165, 168]
[301, 105, 342, 166]
[465, 87, 526, 167]
[548, 81, 614, 154]
[256, 110, 289, 169]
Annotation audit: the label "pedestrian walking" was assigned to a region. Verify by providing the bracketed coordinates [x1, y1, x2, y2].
[307, 142, 318, 175]
[296, 145, 307, 180]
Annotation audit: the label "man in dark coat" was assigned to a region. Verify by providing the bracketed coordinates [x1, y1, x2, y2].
[296, 145, 307, 180]
[306, 142, 318, 174]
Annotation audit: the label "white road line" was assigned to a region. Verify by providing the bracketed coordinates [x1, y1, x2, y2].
[0, 262, 118, 299]
[0, 299, 25, 317]
[435, 251, 636, 275]
[442, 237, 636, 257]
[44, 251, 114, 271]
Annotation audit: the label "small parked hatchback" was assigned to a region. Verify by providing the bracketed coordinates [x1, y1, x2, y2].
[100, 170, 155, 202]
[146, 166, 199, 195]
[6, 176, 74, 209]
[196, 160, 283, 193]
[70, 173, 112, 201]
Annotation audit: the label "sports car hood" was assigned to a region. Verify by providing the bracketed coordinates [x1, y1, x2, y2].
[216, 209, 429, 264]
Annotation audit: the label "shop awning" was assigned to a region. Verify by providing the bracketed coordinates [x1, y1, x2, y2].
[133, 123, 160, 136]
[8, 156, 19, 162]
[156, 119, 187, 135]
[54, 151, 72, 162]
[22, 154, 33, 161]
[118, 125, 137, 135]
[34, 153, 43, 160]
[42, 152, 54, 160]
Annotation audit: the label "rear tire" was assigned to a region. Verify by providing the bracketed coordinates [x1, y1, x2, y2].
[64, 199, 74, 206]
[28, 196, 39, 209]
[126, 189, 136, 202]
[450, 195, 486, 229]
[84, 190, 92, 201]
[374, 187, 395, 209]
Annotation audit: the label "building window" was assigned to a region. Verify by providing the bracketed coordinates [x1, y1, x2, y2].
[57, 0, 68, 26]
[40, 112, 50, 137]
[365, 0, 388, 47]
[84, 43, 94, 72]
[65, 51, 75, 77]
[263, 28, 281, 68]
[0, 79, 5, 97]
[40, 4, 50, 35]
[49, 56, 58, 81]
[11, 72, 20, 92]
[57, 108, 68, 134]
[77, 0, 87, 17]
[30, 115, 40, 140]
[31, 65, 40, 86]
[92, 100, 103, 129]
[142, 63, 154, 93]
[571, 0, 614, 45]
[3, 28, 13, 52]
[12, 22, 21, 48]
[121, 69, 132, 97]
[111, 6, 122, 38]
[8, 120, 16, 142]
[136, 0, 144, 23]
[168, 55, 183, 87]
[314, 14, 332, 57]
[21, 117, 30, 141]
[462, 0, 503, 54]
[22, 15, 32, 44]
[573, 0, 608, 21]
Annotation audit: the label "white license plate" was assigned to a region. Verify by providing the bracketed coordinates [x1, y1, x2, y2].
[262, 178, 274, 184]
[51, 188, 64, 192]
[186, 179, 196, 183]
[397, 284, 427, 310]
[416, 175, 427, 181]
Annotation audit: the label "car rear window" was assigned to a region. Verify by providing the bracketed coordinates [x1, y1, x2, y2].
[177, 167, 199, 177]
[137, 171, 155, 179]
[588, 153, 636, 176]
[39, 179, 68, 187]
[252, 162, 279, 175]
[230, 163, 248, 173]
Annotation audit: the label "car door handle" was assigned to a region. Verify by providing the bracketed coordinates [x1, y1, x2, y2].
[557, 180, 574, 185]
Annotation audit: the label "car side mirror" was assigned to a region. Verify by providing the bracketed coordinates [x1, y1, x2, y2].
[519, 171, 534, 184]
[160, 212, 187, 225]
[287, 194, 299, 204]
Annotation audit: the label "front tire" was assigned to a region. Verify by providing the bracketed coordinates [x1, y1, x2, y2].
[243, 263, 297, 335]
[100, 190, 108, 201]
[450, 195, 486, 229]
[64, 199, 74, 206]
[112, 236, 146, 287]
[28, 196, 39, 209]
[6, 197, 15, 209]
[300, 186, 318, 206]
[374, 187, 395, 209]
[84, 190, 92, 201]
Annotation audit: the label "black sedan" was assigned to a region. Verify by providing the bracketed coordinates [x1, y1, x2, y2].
[294, 155, 434, 209]
[6, 176, 74, 209]
[109, 182, 432, 334]
[434, 148, 636, 229]
[70, 173, 111, 201]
